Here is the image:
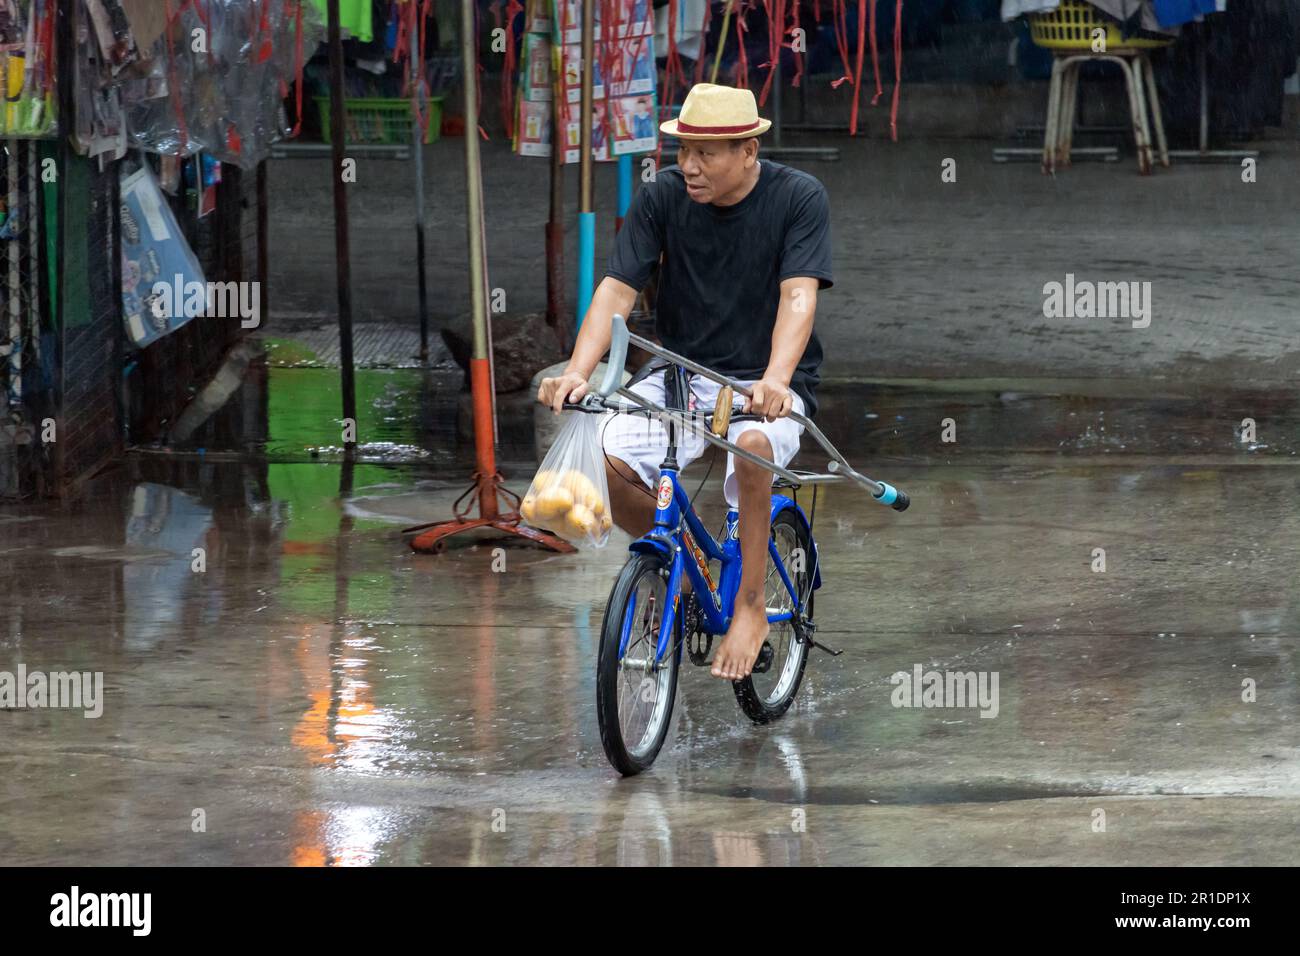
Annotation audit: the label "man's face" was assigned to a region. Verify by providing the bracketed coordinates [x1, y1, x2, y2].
[677, 139, 753, 205]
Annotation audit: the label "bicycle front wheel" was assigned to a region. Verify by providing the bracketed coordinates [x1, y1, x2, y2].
[596, 552, 682, 776]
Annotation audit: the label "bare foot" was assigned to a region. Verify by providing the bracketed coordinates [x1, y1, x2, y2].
[711, 602, 769, 681]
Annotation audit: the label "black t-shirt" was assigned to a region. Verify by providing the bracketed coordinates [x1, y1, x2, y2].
[604, 159, 833, 417]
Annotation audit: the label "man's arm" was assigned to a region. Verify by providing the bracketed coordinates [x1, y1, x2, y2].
[747, 276, 818, 421]
[537, 276, 638, 414]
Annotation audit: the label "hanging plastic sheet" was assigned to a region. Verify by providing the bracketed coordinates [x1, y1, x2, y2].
[106, 1, 325, 169]
[1151, 0, 1217, 28]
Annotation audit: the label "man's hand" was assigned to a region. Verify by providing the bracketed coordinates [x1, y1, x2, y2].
[537, 370, 590, 415]
[744, 377, 793, 422]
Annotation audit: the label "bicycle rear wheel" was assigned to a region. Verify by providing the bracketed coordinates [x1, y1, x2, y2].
[596, 552, 682, 775]
[733, 509, 813, 724]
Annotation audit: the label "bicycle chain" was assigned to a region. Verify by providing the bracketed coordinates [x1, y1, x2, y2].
[683, 592, 713, 666]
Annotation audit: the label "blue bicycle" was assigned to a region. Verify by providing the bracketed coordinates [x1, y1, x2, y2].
[569, 317, 911, 776]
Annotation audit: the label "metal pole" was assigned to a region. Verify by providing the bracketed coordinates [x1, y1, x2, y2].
[326, 0, 357, 457]
[412, 5, 429, 363]
[616, 155, 631, 231]
[462, 0, 498, 512]
[53, 0, 76, 488]
[257, 161, 269, 325]
[1198, 27, 1209, 153]
[546, 37, 565, 336]
[576, 0, 595, 329]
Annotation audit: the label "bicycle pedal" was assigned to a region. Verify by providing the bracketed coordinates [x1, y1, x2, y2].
[751, 642, 774, 674]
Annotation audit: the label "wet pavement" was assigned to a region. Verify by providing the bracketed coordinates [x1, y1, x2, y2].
[1, 362, 1296, 865]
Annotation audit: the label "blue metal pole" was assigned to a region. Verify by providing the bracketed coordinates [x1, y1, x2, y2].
[577, 211, 595, 328]
[616, 154, 632, 230]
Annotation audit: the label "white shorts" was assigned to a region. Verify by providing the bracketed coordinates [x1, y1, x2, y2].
[600, 373, 806, 508]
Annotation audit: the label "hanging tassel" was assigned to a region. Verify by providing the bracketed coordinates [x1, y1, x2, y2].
[788, 0, 803, 87]
[829, 0, 851, 89]
[474, 0, 489, 139]
[499, 0, 524, 138]
[869, 0, 882, 103]
[889, 0, 902, 141]
[289, 0, 307, 138]
[735, 2, 749, 89]
[163, 0, 193, 153]
[756, 0, 772, 104]
[848, 0, 863, 133]
[756, 0, 786, 107]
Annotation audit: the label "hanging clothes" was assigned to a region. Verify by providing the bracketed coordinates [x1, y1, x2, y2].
[309, 0, 373, 43]
[656, 0, 707, 63]
[1085, 0, 1178, 35]
[1000, 0, 1060, 19]
[1152, 0, 1217, 27]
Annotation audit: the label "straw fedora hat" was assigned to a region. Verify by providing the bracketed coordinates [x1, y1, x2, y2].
[659, 83, 772, 140]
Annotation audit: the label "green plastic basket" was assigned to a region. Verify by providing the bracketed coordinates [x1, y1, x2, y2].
[316, 95, 443, 145]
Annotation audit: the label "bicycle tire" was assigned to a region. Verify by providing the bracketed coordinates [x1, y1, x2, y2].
[596, 552, 682, 775]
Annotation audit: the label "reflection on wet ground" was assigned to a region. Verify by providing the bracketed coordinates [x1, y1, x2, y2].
[1, 362, 1297, 865]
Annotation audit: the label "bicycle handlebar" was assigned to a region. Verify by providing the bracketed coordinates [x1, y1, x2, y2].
[554, 329, 913, 513]
[562, 398, 762, 425]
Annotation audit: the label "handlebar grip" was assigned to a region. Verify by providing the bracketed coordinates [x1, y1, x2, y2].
[595, 314, 630, 398]
[562, 398, 606, 413]
[873, 481, 910, 512]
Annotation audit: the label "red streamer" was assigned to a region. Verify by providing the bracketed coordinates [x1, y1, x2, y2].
[889, 0, 902, 140]
[869, 0, 882, 104]
[848, 0, 863, 134]
[829, 0, 851, 89]
[498, 0, 524, 137]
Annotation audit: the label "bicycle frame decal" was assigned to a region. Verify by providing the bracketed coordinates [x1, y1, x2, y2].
[655, 475, 673, 510]
[683, 529, 721, 609]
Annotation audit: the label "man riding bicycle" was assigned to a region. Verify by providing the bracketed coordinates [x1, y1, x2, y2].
[537, 83, 834, 683]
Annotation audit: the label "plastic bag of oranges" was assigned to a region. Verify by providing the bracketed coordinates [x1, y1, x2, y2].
[520, 412, 613, 547]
